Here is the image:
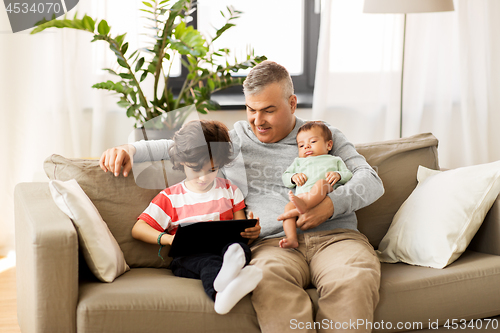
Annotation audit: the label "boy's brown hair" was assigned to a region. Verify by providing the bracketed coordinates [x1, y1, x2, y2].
[297, 121, 333, 143]
[169, 120, 233, 171]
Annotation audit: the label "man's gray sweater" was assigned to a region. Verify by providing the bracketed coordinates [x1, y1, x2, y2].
[132, 117, 384, 240]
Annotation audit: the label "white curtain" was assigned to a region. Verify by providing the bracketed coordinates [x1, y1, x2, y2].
[0, 0, 137, 256]
[313, 0, 500, 169]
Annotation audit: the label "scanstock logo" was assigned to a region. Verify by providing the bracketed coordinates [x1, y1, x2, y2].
[3, 0, 79, 33]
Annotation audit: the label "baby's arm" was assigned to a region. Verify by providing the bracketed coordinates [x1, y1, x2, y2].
[282, 158, 302, 188]
[334, 157, 353, 185]
[132, 220, 174, 246]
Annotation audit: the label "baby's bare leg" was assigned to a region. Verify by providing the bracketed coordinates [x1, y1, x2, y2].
[289, 179, 333, 214]
[280, 202, 299, 249]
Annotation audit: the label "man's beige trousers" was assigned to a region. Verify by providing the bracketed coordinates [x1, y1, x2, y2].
[250, 229, 381, 333]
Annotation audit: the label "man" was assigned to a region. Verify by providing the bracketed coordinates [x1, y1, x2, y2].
[100, 61, 384, 332]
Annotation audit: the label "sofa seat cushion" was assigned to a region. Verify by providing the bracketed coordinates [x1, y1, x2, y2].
[374, 250, 500, 332]
[77, 268, 260, 333]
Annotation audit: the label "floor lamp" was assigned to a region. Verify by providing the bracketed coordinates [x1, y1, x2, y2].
[363, 0, 454, 138]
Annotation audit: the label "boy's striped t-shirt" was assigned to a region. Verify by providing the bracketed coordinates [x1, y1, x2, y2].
[138, 177, 246, 234]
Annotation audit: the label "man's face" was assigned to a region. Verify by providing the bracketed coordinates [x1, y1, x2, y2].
[245, 82, 297, 143]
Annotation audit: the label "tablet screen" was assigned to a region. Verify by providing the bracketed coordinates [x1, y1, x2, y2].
[168, 219, 258, 258]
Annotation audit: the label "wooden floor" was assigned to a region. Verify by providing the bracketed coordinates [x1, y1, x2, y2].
[0, 267, 21, 333]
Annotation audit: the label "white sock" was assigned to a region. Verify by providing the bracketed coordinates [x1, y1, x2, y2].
[213, 243, 246, 292]
[214, 265, 263, 315]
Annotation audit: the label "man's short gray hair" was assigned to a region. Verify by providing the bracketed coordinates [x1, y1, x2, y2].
[243, 60, 294, 100]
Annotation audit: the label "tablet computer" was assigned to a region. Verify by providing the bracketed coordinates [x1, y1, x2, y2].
[168, 219, 258, 258]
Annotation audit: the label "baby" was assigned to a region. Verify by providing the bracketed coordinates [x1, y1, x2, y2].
[280, 121, 353, 248]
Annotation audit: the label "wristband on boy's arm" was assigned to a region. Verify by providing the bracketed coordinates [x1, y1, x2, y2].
[157, 231, 168, 261]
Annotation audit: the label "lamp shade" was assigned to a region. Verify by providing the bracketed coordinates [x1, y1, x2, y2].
[363, 0, 454, 13]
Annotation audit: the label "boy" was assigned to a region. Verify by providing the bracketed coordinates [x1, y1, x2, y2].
[131, 120, 262, 314]
[280, 121, 353, 248]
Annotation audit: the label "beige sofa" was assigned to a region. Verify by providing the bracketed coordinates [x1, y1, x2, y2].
[15, 133, 500, 333]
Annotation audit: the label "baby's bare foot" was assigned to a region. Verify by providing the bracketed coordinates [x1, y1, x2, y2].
[279, 238, 299, 249]
[289, 191, 307, 214]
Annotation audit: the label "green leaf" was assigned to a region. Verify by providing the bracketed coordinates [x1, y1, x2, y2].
[213, 23, 235, 43]
[135, 57, 145, 72]
[82, 15, 95, 32]
[170, 21, 208, 57]
[91, 35, 106, 43]
[97, 19, 110, 35]
[71, 19, 85, 30]
[207, 78, 215, 91]
[127, 50, 139, 60]
[130, 92, 137, 104]
[126, 106, 136, 117]
[117, 58, 128, 68]
[119, 73, 134, 79]
[117, 98, 130, 108]
[103, 68, 119, 76]
[140, 71, 148, 82]
[121, 42, 129, 55]
[114, 83, 124, 93]
[147, 63, 156, 74]
[115, 33, 127, 47]
[142, 1, 153, 8]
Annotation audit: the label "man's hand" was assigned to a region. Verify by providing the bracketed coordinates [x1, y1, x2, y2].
[277, 197, 334, 231]
[99, 144, 136, 177]
[292, 173, 308, 186]
[325, 171, 341, 186]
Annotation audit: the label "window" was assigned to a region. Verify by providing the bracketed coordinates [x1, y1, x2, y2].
[169, 0, 320, 102]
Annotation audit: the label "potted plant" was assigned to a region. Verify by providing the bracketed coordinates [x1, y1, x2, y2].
[31, 0, 266, 138]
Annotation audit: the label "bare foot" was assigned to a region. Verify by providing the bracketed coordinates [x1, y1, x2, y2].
[288, 191, 307, 214]
[279, 238, 299, 249]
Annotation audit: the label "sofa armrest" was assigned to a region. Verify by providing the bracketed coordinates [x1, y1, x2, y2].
[469, 194, 500, 256]
[15, 182, 79, 333]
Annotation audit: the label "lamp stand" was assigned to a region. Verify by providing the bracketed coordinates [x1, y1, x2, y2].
[399, 13, 406, 138]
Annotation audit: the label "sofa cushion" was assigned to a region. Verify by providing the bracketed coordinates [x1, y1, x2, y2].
[77, 268, 260, 333]
[49, 179, 130, 282]
[377, 162, 500, 269]
[374, 251, 500, 331]
[44, 154, 184, 268]
[354, 133, 439, 249]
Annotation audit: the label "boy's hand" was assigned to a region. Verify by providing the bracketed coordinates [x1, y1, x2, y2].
[292, 173, 308, 186]
[241, 211, 261, 243]
[325, 171, 341, 186]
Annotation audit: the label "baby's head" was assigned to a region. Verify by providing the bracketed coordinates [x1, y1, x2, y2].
[169, 120, 233, 191]
[296, 121, 333, 158]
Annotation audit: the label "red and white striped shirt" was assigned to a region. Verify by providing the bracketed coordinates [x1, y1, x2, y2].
[138, 177, 246, 234]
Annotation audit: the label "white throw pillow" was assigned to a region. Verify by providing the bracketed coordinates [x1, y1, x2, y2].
[49, 179, 130, 282]
[377, 161, 500, 269]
